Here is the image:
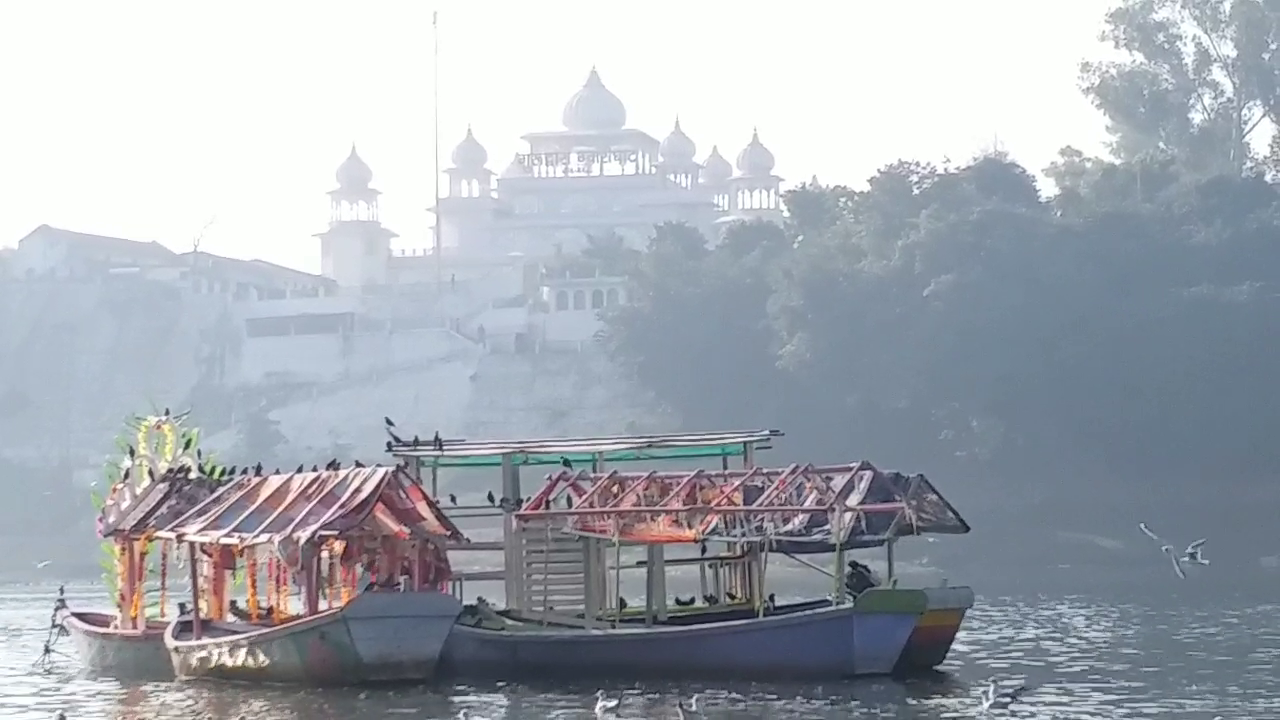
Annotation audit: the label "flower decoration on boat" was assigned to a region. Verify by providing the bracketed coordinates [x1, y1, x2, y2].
[92, 408, 232, 602]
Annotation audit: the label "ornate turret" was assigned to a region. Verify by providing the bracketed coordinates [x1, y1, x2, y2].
[660, 118, 696, 163]
[561, 67, 627, 132]
[451, 126, 489, 171]
[728, 129, 782, 224]
[501, 153, 530, 179]
[446, 126, 493, 199]
[735, 129, 776, 177]
[335, 144, 373, 190]
[659, 118, 698, 189]
[701, 145, 733, 212]
[314, 145, 397, 287]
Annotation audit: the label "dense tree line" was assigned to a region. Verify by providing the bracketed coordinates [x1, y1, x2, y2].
[599, 0, 1280, 482]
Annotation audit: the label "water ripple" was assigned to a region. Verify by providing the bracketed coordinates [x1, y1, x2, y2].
[0, 584, 1267, 719]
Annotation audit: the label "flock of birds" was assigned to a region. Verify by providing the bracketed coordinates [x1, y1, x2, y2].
[383, 416, 447, 453]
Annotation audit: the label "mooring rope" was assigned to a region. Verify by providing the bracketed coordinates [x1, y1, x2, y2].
[32, 585, 72, 671]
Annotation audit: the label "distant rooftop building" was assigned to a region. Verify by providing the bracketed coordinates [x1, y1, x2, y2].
[11, 224, 178, 277]
[8, 224, 331, 299]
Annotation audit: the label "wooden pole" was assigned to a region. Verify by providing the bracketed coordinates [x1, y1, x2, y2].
[306, 551, 321, 615]
[833, 511, 846, 604]
[432, 9, 442, 287]
[121, 539, 136, 630]
[188, 543, 203, 641]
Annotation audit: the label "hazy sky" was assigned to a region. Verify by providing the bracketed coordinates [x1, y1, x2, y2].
[1, 1, 1117, 273]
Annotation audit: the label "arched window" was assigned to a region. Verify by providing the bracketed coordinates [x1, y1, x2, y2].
[606, 288, 619, 306]
[555, 290, 569, 311]
[591, 289, 605, 310]
[573, 290, 586, 310]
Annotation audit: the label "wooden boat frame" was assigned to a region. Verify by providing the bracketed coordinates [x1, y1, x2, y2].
[154, 465, 467, 685]
[386, 429, 782, 604]
[386, 427, 975, 676]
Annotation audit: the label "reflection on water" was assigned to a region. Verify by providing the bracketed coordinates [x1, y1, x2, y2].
[1, 584, 1270, 719]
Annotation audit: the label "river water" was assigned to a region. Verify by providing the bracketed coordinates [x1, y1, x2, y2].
[3, 581, 1273, 720]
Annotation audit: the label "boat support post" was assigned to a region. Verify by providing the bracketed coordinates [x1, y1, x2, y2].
[612, 534, 623, 626]
[832, 510, 847, 605]
[187, 542, 203, 641]
[121, 538, 137, 630]
[644, 543, 666, 625]
[501, 453, 521, 608]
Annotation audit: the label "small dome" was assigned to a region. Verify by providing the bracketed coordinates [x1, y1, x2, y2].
[660, 118, 696, 163]
[501, 153, 529, 179]
[451, 126, 488, 169]
[562, 67, 626, 132]
[701, 145, 732, 184]
[336, 144, 373, 188]
[735, 129, 776, 176]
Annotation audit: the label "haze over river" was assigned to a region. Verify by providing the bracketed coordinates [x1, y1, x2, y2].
[1, 579, 1273, 720]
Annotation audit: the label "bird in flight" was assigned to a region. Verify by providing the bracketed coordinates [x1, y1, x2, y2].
[1138, 522, 1209, 579]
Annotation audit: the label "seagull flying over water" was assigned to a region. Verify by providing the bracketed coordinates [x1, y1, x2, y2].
[594, 689, 621, 716]
[979, 678, 1027, 711]
[1139, 523, 1209, 578]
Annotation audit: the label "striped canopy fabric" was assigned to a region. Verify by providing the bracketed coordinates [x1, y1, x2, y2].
[155, 466, 464, 549]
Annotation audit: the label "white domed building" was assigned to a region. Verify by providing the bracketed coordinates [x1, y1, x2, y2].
[313, 69, 784, 349]
[428, 67, 783, 263]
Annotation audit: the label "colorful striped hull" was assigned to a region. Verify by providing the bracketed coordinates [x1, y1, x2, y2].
[894, 586, 974, 673]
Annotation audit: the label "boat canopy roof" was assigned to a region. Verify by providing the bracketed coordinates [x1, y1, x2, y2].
[386, 429, 781, 468]
[98, 470, 229, 540]
[154, 466, 464, 548]
[515, 461, 970, 547]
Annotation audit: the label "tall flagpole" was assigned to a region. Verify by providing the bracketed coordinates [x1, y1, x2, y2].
[432, 9, 442, 288]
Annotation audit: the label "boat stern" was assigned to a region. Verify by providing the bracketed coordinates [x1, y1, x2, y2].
[849, 588, 929, 675]
[893, 585, 974, 673]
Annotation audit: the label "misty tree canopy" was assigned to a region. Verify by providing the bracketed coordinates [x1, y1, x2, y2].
[602, 161, 1280, 479]
[598, 0, 1280, 480]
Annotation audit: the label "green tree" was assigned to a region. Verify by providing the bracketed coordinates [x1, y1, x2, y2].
[599, 221, 790, 430]
[1080, 0, 1280, 174]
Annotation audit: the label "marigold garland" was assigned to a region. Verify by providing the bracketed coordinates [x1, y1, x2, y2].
[114, 541, 127, 617]
[326, 547, 337, 609]
[266, 556, 277, 615]
[158, 541, 169, 619]
[246, 549, 260, 622]
[277, 564, 290, 619]
[130, 544, 149, 621]
[209, 544, 222, 619]
[340, 565, 352, 606]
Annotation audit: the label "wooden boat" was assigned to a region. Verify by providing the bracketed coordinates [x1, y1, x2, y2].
[61, 610, 173, 678]
[430, 460, 971, 680]
[165, 591, 463, 684]
[442, 588, 927, 680]
[63, 412, 229, 678]
[156, 465, 467, 686]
